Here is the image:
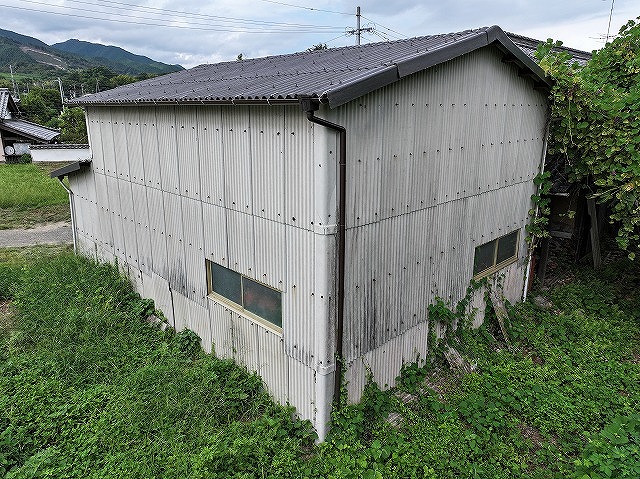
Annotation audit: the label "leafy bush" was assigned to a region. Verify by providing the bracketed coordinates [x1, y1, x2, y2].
[573, 415, 640, 479]
[537, 18, 640, 257]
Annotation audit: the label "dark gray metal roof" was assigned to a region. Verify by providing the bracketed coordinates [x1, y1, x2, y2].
[50, 159, 92, 179]
[0, 119, 60, 142]
[71, 26, 550, 109]
[506, 32, 592, 66]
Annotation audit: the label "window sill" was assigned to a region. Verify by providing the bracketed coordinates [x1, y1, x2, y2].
[473, 256, 518, 280]
[207, 293, 283, 335]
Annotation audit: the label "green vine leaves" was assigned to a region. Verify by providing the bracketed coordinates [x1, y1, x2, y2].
[535, 17, 640, 259]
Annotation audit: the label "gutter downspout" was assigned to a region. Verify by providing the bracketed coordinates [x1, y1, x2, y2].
[523, 108, 551, 301]
[57, 178, 77, 254]
[300, 97, 346, 408]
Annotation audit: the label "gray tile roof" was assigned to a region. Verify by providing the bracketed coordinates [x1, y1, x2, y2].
[71, 25, 550, 109]
[0, 88, 18, 120]
[506, 32, 592, 66]
[1, 119, 60, 142]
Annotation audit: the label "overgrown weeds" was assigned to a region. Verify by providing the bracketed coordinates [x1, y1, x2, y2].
[0, 252, 316, 478]
[0, 249, 638, 478]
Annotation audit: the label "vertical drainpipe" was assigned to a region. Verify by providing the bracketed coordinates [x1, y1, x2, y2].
[57, 177, 77, 254]
[299, 97, 346, 413]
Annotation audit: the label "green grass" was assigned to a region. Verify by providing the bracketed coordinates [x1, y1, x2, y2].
[0, 249, 638, 478]
[0, 163, 71, 229]
[0, 250, 315, 478]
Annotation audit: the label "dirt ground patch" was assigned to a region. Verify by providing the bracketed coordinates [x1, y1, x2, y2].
[0, 222, 72, 247]
[0, 299, 15, 333]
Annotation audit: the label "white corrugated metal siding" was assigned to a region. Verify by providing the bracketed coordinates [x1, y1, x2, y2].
[331, 45, 547, 392]
[156, 106, 180, 194]
[250, 106, 285, 222]
[139, 108, 162, 188]
[197, 106, 225, 206]
[175, 106, 201, 201]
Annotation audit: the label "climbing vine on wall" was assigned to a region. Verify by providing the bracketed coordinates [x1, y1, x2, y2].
[526, 171, 552, 245]
[536, 17, 640, 258]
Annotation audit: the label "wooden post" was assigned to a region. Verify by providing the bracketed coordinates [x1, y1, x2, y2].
[586, 198, 602, 268]
[537, 236, 551, 286]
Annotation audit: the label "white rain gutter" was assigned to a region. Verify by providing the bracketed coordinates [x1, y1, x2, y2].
[57, 178, 77, 254]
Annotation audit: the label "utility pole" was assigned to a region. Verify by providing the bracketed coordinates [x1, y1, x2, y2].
[346, 6, 373, 45]
[356, 6, 361, 45]
[9, 65, 19, 100]
[57, 77, 65, 111]
[606, 0, 616, 42]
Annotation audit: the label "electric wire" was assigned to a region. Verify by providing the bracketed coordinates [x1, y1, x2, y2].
[254, 0, 351, 16]
[361, 15, 406, 39]
[2, 2, 345, 33]
[10, 0, 404, 42]
[63, 0, 342, 29]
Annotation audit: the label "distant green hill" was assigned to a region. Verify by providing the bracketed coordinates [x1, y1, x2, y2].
[52, 39, 183, 75]
[0, 28, 183, 77]
[0, 28, 49, 50]
[0, 29, 89, 75]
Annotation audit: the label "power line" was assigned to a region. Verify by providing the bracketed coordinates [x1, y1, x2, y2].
[3, 2, 345, 33]
[321, 32, 352, 45]
[360, 15, 406, 39]
[254, 0, 351, 16]
[63, 0, 342, 29]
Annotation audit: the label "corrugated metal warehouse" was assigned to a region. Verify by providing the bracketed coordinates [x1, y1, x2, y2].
[55, 26, 550, 440]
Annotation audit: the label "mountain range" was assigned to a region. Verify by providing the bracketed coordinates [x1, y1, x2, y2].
[0, 28, 183, 77]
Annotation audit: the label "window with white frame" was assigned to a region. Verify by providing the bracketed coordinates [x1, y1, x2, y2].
[206, 261, 282, 329]
[473, 230, 519, 278]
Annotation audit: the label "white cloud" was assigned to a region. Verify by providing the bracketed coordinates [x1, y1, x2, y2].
[2, 0, 638, 68]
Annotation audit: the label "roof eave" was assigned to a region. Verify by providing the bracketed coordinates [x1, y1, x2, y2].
[325, 25, 551, 109]
[69, 97, 305, 107]
[50, 159, 92, 179]
[486, 26, 552, 88]
[0, 122, 60, 142]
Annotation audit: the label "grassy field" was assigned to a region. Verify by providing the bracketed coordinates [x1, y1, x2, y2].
[0, 163, 71, 229]
[0, 248, 639, 478]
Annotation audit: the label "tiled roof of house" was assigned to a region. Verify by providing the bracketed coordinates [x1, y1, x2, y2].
[0, 88, 18, 120]
[506, 32, 592, 66]
[1, 119, 60, 142]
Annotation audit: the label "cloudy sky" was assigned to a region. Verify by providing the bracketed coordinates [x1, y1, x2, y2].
[2, 0, 637, 68]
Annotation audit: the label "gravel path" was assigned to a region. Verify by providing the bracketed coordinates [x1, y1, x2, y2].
[0, 222, 73, 248]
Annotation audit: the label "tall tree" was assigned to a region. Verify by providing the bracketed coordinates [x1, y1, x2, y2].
[58, 107, 88, 144]
[19, 88, 61, 126]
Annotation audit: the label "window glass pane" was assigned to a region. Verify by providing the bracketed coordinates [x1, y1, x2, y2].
[473, 241, 496, 275]
[243, 278, 282, 328]
[211, 263, 242, 305]
[496, 231, 518, 264]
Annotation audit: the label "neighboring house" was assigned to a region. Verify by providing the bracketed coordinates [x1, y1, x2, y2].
[506, 32, 592, 66]
[0, 88, 60, 161]
[54, 26, 551, 439]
